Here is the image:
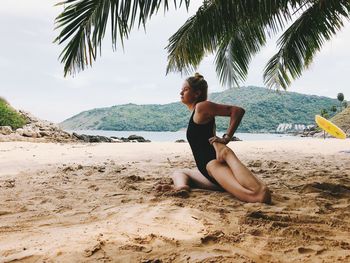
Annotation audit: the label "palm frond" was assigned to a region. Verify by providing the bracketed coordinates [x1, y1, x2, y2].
[55, 0, 350, 90]
[214, 21, 268, 88]
[166, 0, 307, 86]
[264, 0, 350, 90]
[54, 0, 190, 76]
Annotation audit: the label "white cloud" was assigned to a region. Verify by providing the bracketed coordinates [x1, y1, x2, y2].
[0, 0, 60, 17]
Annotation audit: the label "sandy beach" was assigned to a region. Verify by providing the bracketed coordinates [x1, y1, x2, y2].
[0, 139, 349, 262]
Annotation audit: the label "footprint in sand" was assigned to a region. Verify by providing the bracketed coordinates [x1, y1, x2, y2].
[154, 184, 190, 198]
[119, 244, 152, 253]
[301, 182, 350, 197]
[2, 179, 16, 188]
[298, 247, 315, 254]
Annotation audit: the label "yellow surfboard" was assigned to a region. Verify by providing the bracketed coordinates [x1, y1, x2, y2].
[315, 115, 347, 139]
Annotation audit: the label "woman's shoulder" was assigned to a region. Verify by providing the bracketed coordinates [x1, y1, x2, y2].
[194, 101, 215, 124]
[195, 101, 214, 112]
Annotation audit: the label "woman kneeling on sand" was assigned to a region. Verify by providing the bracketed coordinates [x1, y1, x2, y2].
[171, 73, 270, 204]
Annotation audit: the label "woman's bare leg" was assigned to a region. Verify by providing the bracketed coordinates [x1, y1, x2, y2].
[171, 169, 223, 191]
[170, 170, 191, 191]
[212, 142, 265, 191]
[207, 142, 271, 203]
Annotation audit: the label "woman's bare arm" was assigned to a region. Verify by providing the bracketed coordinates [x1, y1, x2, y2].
[196, 101, 245, 141]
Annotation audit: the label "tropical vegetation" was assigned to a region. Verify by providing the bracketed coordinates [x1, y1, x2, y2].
[337, 92, 345, 111]
[60, 86, 338, 133]
[54, 0, 350, 90]
[0, 97, 27, 129]
[331, 105, 350, 135]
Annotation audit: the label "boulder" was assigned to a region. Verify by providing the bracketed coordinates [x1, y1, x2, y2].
[110, 137, 123, 143]
[72, 133, 112, 143]
[15, 128, 24, 136]
[0, 126, 13, 135]
[22, 129, 38, 138]
[231, 136, 242, 141]
[90, 135, 112, 143]
[39, 131, 52, 137]
[110, 135, 151, 142]
[128, 134, 150, 142]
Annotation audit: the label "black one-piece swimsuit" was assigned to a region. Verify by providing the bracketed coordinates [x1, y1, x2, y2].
[186, 109, 221, 186]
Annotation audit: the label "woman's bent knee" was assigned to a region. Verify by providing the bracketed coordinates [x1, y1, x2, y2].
[206, 159, 220, 171]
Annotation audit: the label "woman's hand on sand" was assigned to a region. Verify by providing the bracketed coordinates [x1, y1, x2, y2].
[208, 136, 228, 145]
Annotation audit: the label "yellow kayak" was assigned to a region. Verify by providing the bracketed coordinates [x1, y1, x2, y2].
[315, 115, 346, 139]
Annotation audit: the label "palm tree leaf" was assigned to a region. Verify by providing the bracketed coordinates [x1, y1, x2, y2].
[214, 21, 267, 88]
[54, 0, 190, 76]
[264, 0, 350, 90]
[166, 0, 303, 85]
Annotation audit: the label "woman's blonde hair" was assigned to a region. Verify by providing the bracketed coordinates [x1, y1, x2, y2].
[186, 73, 208, 103]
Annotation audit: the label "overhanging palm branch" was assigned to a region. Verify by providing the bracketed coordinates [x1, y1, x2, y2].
[264, 0, 350, 90]
[214, 24, 266, 88]
[166, 0, 302, 87]
[55, 0, 350, 90]
[54, 0, 190, 76]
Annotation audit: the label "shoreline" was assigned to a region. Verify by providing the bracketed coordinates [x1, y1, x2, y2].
[63, 130, 320, 143]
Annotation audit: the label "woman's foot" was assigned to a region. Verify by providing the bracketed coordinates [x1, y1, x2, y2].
[212, 142, 230, 163]
[247, 184, 271, 204]
[259, 185, 272, 204]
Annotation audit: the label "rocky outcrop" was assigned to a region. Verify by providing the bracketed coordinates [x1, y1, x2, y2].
[18, 110, 74, 141]
[72, 133, 112, 143]
[0, 110, 76, 142]
[0, 126, 13, 135]
[0, 108, 153, 143]
[299, 125, 318, 137]
[71, 133, 151, 143]
[110, 135, 151, 143]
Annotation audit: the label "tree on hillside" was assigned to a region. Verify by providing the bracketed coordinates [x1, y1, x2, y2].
[55, 0, 350, 90]
[330, 105, 337, 116]
[320, 108, 329, 119]
[337, 92, 344, 111]
[343, 101, 348, 109]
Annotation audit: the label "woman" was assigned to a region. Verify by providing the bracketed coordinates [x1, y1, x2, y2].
[171, 73, 271, 203]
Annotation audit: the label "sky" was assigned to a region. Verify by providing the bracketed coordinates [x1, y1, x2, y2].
[0, 0, 349, 123]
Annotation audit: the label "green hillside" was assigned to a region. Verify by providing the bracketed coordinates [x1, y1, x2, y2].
[60, 86, 339, 133]
[331, 106, 350, 135]
[0, 97, 27, 129]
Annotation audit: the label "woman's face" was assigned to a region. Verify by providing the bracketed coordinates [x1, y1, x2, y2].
[180, 81, 197, 105]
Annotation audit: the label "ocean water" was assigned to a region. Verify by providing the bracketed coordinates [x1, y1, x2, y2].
[67, 130, 305, 142]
